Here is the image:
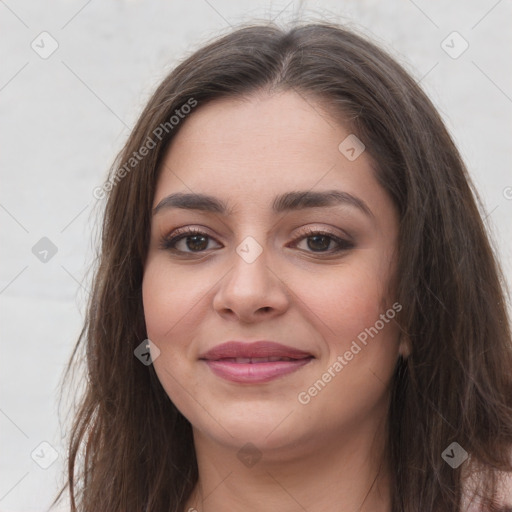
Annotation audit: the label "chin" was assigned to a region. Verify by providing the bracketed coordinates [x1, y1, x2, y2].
[191, 406, 303, 450]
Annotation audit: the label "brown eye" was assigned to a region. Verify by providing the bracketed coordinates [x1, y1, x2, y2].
[160, 228, 221, 253]
[290, 229, 354, 254]
[181, 234, 209, 252]
[305, 234, 333, 252]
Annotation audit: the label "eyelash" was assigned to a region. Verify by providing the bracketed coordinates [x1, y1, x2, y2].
[159, 226, 354, 256]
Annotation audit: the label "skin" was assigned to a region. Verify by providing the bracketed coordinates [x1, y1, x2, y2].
[142, 90, 409, 512]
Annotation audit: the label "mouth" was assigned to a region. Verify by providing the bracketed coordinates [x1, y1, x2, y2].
[213, 356, 309, 363]
[199, 341, 315, 383]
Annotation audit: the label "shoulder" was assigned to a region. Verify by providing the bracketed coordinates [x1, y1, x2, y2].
[461, 463, 512, 511]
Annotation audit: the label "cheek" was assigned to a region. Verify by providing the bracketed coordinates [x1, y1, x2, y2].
[142, 260, 202, 407]
[296, 259, 391, 337]
[295, 255, 400, 382]
[297, 267, 400, 424]
[142, 257, 210, 342]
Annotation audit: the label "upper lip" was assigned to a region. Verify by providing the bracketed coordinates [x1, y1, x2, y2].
[199, 341, 314, 361]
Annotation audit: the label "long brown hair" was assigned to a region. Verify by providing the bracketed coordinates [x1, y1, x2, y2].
[53, 21, 512, 512]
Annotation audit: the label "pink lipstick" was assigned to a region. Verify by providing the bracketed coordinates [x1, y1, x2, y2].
[199, 341, 314, 383]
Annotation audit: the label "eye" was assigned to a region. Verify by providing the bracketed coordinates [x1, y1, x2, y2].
[159, 227, 221, 253]
[159, 226, 354, 255]
[289, 227, 354, 254]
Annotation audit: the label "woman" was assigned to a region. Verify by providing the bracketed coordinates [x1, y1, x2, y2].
[55, 21, 512, 512]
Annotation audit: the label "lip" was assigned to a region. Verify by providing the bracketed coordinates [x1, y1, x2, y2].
[199, 341, 314, 383]
[199, 340, 314, 360]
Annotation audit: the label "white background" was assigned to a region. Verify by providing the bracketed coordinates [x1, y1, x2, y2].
[1, 1, 511, 510]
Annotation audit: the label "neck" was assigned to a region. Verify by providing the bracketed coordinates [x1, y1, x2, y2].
[184, 410, 392, 512]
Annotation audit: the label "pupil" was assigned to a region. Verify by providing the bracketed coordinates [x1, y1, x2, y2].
[184, 234, 331, 252]
[187, 235, 208, 251]
[308, 235, 330, 252]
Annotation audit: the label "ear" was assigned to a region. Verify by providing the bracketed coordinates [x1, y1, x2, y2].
[398, 334, 411, 359]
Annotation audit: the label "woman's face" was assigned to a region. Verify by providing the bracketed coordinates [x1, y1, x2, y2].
[142, 90, 404, 457]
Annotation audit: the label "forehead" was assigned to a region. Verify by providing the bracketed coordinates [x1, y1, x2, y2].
[153, 91, 385, 217]
[161, 91, 343, 168]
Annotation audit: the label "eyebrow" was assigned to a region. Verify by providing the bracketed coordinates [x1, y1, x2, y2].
[152, 190, 374, 218]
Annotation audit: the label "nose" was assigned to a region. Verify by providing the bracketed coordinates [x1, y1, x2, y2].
[212, 241, 290, 323]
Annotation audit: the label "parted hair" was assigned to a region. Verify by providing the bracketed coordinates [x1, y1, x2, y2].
[54, 21, 512, 512]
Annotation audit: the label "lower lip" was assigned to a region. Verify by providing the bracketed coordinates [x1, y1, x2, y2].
[203, 358, 313, 383]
